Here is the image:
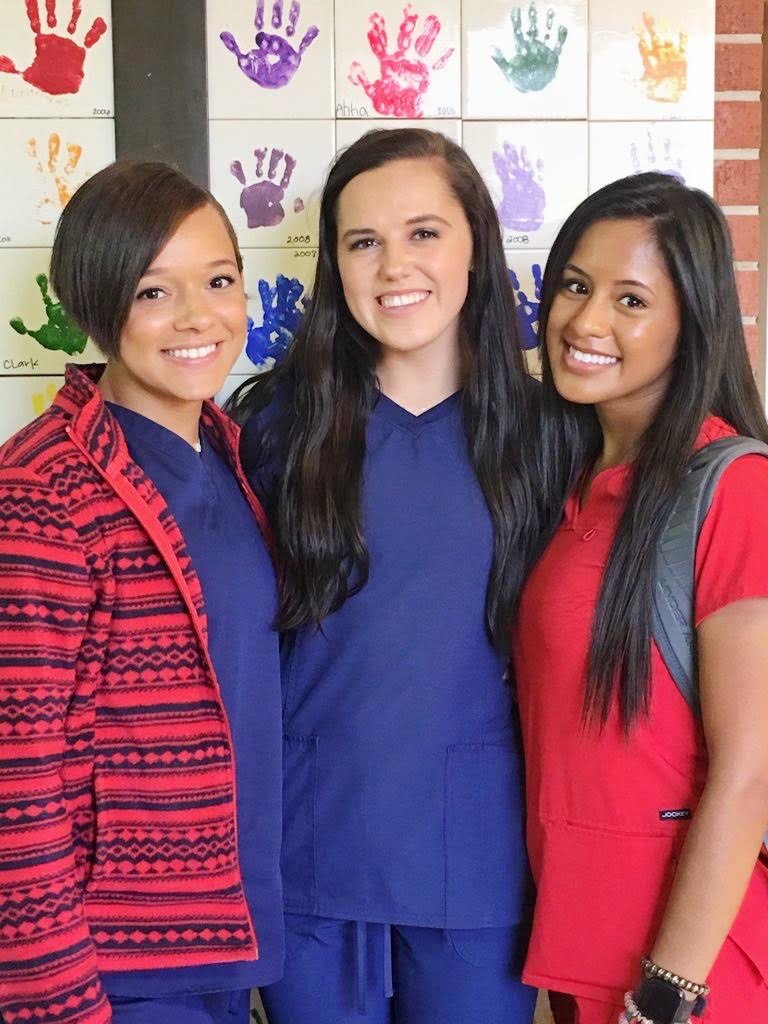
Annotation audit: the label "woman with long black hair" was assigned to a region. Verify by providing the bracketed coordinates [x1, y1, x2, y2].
[232, 128, 547, 1022]
[513, 171, 768, 1024]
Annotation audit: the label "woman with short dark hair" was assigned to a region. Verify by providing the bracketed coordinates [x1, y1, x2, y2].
[0, 162, 284, 1024]
[514, 172, 768, 1023]
[233, 128, 547, 1023]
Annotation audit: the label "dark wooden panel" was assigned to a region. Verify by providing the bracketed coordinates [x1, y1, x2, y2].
[112, 0, 208, 186]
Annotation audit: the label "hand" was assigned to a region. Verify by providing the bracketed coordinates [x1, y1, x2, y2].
[246, 274, 308, 368]
[636, 11, 688, 103]
[493, 142, 546, 233]
[492, 3, 568, 93]
[509, 262, 543, 351]
[0, 0, 107, 96]
[347, 4, 454, 118]
[220, 0, 319, 89]
[27, 132, 84, 224]
[231, 148, 299, 229]
[10, 273, 88, 354]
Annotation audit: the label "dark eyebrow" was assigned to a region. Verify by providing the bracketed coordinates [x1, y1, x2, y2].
[564, 262, 654, 294]
[340, 214, 451, 243]
[141, 258, 238, 276]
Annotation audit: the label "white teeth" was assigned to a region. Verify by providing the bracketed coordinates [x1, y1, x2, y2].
[165, 343, 218, 360]
[569, 345, 618, 366]
[379, 291, 429, 309]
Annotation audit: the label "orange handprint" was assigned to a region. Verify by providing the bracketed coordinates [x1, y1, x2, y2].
[636, 11, 687, 103]
[0, 0, 107, 97]
[27, 133, 83, 224]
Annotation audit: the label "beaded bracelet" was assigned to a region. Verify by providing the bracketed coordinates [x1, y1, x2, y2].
[623, 991, 656, 1024]
[641, 957, 710, 997]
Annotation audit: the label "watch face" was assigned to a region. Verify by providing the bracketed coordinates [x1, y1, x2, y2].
[636, 978, 688, 1024]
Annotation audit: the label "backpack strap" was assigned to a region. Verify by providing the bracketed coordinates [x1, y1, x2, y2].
[652, 436, 768, 715]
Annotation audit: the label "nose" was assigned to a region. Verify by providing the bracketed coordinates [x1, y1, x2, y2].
[566, 292, 612, 341]
[379, 240, 412, 281]
[174, 287, 215, 331]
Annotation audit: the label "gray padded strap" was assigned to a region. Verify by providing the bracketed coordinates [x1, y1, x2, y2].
[652, 437, 768, 715]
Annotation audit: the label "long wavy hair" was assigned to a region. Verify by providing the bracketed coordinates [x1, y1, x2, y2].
[230, 128, 544, 647]
[536, 171, 768, 727]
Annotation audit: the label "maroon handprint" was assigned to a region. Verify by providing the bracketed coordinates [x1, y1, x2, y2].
[0, 0, 107, 97]
[231, 147, 299, 229]
[348, 5, 454, 118]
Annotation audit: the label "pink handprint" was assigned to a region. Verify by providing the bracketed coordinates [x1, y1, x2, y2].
[0, 1, 107, 96]
[231, 148, 299, 229]
[348, 5, 455, 118]
[220, 0, 319, 90]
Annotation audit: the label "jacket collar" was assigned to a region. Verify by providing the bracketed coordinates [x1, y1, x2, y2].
[55, 362, 242, 473]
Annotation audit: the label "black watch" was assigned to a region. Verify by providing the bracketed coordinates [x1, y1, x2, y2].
[634, 977, 707, 1024]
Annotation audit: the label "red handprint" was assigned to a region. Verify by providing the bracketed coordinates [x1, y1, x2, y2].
[348, 5, 454, 118]
[0, 1, 107, 96]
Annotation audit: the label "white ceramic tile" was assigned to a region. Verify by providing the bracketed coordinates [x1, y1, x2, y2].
[463, 121, 587, 249]
[335, 0, 461, 119]
[209, 120, 334, 248]
[0, 250, 100, 375]
[335, 118, 461, 150]
[207, 0, 334, 119]
[0, 375, 64, 444]
[505, 249, 548, 352]
[463, 0, 587, 119]
[0, 0, 113, 117]
[590, 0, 715, 120]
[0, 119, 114, 249]
[232, 247, 317, 373]
[589, 121, 714, 195]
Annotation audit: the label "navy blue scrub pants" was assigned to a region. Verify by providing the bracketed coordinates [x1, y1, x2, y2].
[108, 989, 251, 1023]
[261, 914, 537, 1023]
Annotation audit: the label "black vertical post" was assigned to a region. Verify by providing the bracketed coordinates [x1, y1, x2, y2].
[112, 0, 209, 186]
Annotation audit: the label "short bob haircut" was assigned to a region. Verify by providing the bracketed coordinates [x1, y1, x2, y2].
[50, 160, 242, 359]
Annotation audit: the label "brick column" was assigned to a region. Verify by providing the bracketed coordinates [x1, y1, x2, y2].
[714, 0, 763, 368]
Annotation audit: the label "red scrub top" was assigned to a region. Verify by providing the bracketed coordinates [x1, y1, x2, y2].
[514, 416, 768, 1005]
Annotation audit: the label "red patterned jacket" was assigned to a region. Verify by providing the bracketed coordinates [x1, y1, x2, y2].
[0, 365, 273, 1024]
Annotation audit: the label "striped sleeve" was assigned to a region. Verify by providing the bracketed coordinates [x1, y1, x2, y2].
[0, 473, 110, 1024]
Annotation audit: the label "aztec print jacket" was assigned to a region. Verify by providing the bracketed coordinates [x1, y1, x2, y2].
[0, 364, 272, 1024]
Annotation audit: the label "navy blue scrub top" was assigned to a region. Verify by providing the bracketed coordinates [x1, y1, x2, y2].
[243, 390, 530, 930]
[101, 404, 284, 996]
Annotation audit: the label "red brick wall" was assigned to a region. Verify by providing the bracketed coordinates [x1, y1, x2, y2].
[715, 0, 763, 365]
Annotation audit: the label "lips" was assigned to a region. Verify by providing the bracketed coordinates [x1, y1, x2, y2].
[567, 343, 619, 366]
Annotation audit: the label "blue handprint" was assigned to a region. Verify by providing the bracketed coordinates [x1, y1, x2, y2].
[494, 143, 546, 233]
[246, 274, 308, 368]
[509, 263, 543, 350]
[220, 0, 319, 90]
[493, 3, 568, 93]
[630, 131, 685, 182]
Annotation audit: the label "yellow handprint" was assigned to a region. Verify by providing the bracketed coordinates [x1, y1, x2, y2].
[27, 133, 84, 225]
[31, 382, 57, 418]
[636, 11, 688, 103]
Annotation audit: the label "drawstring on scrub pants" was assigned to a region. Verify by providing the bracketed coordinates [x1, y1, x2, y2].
[355, 922, 394, 1015]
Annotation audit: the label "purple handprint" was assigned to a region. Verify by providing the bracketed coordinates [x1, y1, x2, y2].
[231, 147, 299, 229]
[246, 273, 308, 368]
[509, 262, 543, 350]
[220, 0, 319, 89]
[494, 143, 546, 233]
[348, 6, 455, 118]
[630, 130, 685, 182]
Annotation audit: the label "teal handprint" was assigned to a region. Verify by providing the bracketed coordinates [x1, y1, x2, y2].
[493, 3, 567, 93]
[10, 273, 87, 354]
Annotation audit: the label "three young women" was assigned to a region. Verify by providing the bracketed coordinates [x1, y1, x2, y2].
[0, 163, 284, 1024]
[233, 128, 547, 1022]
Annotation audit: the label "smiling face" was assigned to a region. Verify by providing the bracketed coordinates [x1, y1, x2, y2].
[546, 218, 681, 424]
[101, 203, 246, 433]
[335, 157, 474, 366]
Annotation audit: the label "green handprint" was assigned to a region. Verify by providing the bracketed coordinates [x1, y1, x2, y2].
[493, 3, 567, 93]
[10, 273, 87, 354]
